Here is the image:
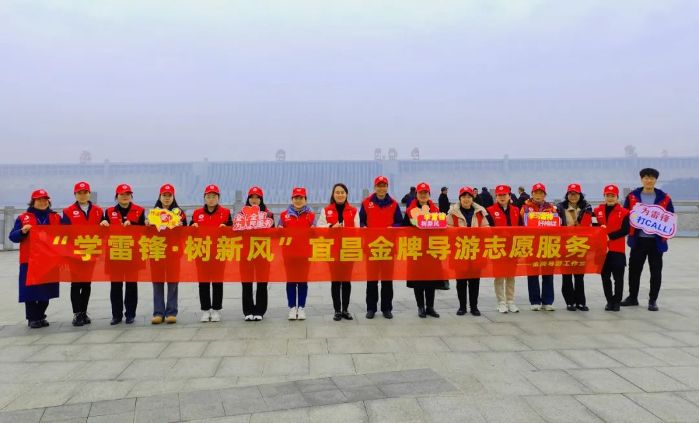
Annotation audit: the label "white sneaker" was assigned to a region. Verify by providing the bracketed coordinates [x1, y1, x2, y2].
[253, 315, 263, 321]
[210, 310, 221, 322]
[507, 303, 520, 313]
[542, 305, 555, 311]
[497, 303, 508, 313]
[200, 310, 211, 322]
[244, 315, 253, 321]
[297, 307, 306, 320]
[288, 307, 298, 320]
[530, 304, 541, 311]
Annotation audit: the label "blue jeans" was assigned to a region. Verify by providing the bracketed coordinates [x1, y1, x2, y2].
[153, 282, 178, 317]
[528, 275, 554, 305]
[286, 282, 308, 308]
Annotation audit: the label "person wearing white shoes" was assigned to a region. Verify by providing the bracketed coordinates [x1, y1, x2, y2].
[279, 187, 315, 321]
[190, 184, 233, 323]
[486, 185, 521, 314]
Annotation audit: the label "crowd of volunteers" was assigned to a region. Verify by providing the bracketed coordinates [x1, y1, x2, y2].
[9, 168, 673, 328]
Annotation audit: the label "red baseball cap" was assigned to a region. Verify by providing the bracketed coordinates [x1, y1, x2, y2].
[416, 182, 430, 193]
[292, 187, 307, 198]
[374, 176, 389, 186]
[459, 186, 477, 198]
[567, 183, 582, 194]
[115, 184, 133, 195]
[31, 189, 50, 200]
[495, 185, 511, 195]
[73, 181, 91, 193]
[204, 184, 220, 195]
[160, 184, 175, 195]
[531, 183, 547, 194]
[248, 186, 264, 198]
[604, 184, 620, 196]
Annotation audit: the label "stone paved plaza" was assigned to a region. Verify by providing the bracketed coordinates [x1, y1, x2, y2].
[1, 239, 698, 422]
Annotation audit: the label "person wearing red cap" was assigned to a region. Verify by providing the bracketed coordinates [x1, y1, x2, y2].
[147, 184, 187, 325]
[487, 185, 522, 313]
[101, 184, 146, 325]
[404, 182, 442, 318]
[9, 190, 63, 328]
[594, 184, 630, 312]
[556, 184, 593, 311]
[191, 184, 232, 323]
[238, 186, 274, 321]
[447, 186, 490, 316]
[62, 181, 103, 327]
[520, 183, 557, 311]
[318, 183, 360, 321]
[279, 187, 316, 320]
[359, 176, 403, 319]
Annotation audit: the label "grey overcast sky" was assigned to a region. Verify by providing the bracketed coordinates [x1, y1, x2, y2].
[1, 0, 698, 164]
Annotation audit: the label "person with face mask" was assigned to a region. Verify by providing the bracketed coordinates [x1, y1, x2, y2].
[10, 189, 63, 328]
[486, 185, 521, 313]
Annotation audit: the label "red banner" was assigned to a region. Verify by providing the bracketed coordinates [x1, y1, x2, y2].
[25, 226, 608, 285]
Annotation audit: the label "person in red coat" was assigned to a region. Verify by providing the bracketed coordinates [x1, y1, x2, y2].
[62, 181, 103, 326]
[9, 189, 63, 328]
[486, 185, 521, 313]
[101, 184, 146, 325]
[556, 184, 594, 311]
[317, 183, 360, 321]
[279, 187, 315, 320]
[594, 184, 630, 311]
[190, 184, 232, 323]
[403, 182, 441, 318]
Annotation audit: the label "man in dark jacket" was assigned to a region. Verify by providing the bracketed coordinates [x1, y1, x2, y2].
[480, 187, 494, 208]
[517, 187, 530, 207]
[401, 187, 416, 206]
[438, 187, 450, 214]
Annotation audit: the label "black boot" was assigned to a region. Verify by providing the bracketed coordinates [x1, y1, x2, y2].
[620, 297, 639, 306]
[72, 313, 84, 327]
[470, 307, 481, 316]
[81, 312, 91, 324]
[426, 308, 440, 318]
[648, 300, 659, 311]
[341, 311, 353, 320]
[333, 312, 342, 321]
[418, 307, 427, 318]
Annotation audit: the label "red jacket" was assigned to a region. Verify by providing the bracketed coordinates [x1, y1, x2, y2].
[321, 203, 358, 227]
[279, 206, 315, 228]
[63, 202, 104, 225]
[104, 203, 145, 225]
[594, 203, 630, 254]
[191, 205, 232, 227]
[487, 203, 521, 227]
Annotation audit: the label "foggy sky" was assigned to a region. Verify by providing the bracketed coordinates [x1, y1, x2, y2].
[1, 0, 698, 164]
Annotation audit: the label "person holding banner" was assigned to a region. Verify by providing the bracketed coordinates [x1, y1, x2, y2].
[9, 189, 63, 329]
[318, 183, 360, 321]
[101, 184, 146, 325]
[486, 185, 521, 313]
[557, 184, 593, 312]
[62, 181, 103, 327]
[237, 186, 274, 321]
[594, 184, 630, 312]
[404, 182, 441, 318]
[147, 184, 187, 325]
[622, 168, 675, 311]
[191, 184, 232, 322]
[521, 183, 557, 311]
[280, 187, 315, 320]
[447, 186, 489, 316]
[360, 176, 403, 319]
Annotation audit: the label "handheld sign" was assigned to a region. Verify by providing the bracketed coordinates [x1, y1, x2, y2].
[147, 208, 182, 231]
[233, 206, 274, 230]
[417, 212, 448, 229]
[629, 203, 677, 238]
[525, 211, 561, 228]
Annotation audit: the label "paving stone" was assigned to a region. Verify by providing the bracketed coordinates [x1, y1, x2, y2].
[308, 402, 367, 423]
[524, 395, 602, 423]
[417, 396, 486, 423]
[89, 398, 135, 416]
[626, 392, 699, 423]
[575, 394, 660, 423]
[365, 397, 427, 423]
[613, 367, 690, 392]
[567, 369, 643, 394]
[40, 403, 91, 421]
[301, 388, 346, 406]
[0, 409, 44, 423]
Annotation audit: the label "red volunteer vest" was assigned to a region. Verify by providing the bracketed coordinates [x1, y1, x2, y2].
[191, 205, 231, 227]
[105, 204, 145, 225]
[487, 203, 521, 227]
[63, 202, 104, 225]
[361, 196, 399, 228]
[595, 203, 630, 253]
[280, 209, 315, 228]
[323, 203, 358, 227]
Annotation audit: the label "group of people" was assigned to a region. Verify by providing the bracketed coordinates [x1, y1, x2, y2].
[9, 168, 673, 329]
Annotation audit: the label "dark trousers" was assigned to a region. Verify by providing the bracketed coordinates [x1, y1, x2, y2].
[602, 252, 626, 304]
[628, 238, 664, 301]
[366, 280, 393, 312]
[111, 282, 138, 320]
[561, 274, 586, 306]
[199, 282, 223, 311]
[331, 281, 351, 312]
[456, 278, 480, 309]
[528, 275, 554, 305]
[242, 282, 268, 316]
[413, 287, 436, 309]
[25, 300, 49, 322]
[70, 282, 91, 313]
